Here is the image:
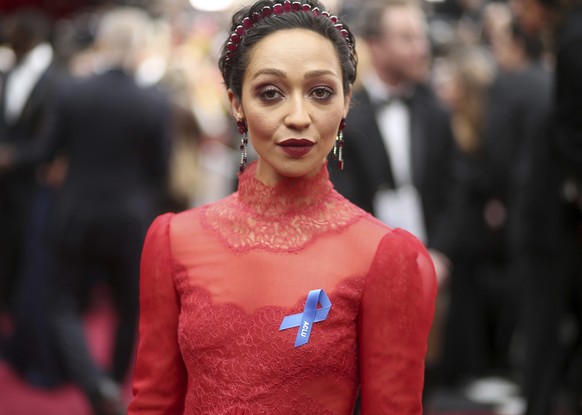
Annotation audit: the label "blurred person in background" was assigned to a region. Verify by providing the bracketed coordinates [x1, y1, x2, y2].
[0, 6, 172, 415]
[328, 1, 456, 399]
[480, 1, 512, 50]
[511, 0, 582, 413]
[0, 7, 60, 316]
[0, 7, 71, 387]
[433, 45, 496, 389]
[434, 21, 552, 406]
[329, 0, 455, 283]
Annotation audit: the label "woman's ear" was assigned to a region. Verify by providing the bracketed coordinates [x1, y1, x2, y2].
[227, 89, 245, 121]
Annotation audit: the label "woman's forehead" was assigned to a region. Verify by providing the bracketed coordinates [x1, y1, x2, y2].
[245, 29, 342, 78]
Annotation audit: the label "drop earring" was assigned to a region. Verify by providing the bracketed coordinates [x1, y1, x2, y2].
[237, 120, 248, 173]
[333, 118, 346, 170]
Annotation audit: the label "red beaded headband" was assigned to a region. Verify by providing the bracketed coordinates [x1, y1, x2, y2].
[225, 0, 352, 66]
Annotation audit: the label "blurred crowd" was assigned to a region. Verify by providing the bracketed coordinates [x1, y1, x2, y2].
[0, 0, 580, 415]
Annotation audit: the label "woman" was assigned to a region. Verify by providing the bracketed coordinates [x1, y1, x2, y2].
[128, 1, 436, 413]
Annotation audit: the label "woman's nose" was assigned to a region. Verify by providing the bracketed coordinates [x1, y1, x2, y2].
[284, 95, 311, 130]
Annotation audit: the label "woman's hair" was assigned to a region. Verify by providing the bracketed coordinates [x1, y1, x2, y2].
[218, 0, 357, 98]
[510, 20, 545, 61]
[530, 0, 582, 37]
[446, 46, 494, 154]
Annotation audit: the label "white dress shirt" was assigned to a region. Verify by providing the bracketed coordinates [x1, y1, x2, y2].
[4, 43, 53, 124]
[363, 72, 427, 242]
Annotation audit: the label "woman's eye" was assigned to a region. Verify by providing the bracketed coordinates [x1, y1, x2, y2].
[258, 88, 283, 102]
[311, 86, 334, 100]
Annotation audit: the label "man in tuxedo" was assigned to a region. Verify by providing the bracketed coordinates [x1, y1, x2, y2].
[0, 9, 71, 388]
[330, 0, 455, 280]
[0, 7, 171, 415]
[0, 8, 63, 313]
[329, 2, 455, 405]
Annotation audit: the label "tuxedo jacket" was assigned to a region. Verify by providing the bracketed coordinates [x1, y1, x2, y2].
[553, 5, 582, 182]
[0, 60, 67, 309]
[513, 52, 580, 257]
[505, 9, 582, 260]
[15, 68, 172, 256]
[0, 63, 65, 206]
[329, 83, 455, 253]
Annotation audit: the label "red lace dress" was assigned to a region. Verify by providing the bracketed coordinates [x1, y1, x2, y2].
[128, 161, 436, 415]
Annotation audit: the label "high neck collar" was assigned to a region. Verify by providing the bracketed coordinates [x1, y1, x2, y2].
[203, 160, 366, 252]
[237, 161, 333, 218]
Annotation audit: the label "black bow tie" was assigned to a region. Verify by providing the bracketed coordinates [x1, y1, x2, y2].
[373, 93, 413, 110]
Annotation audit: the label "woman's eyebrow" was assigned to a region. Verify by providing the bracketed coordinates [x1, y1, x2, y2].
[304, 69, 338, 79]
[251, 68, 338, 80]
[252, 68, 286, 80]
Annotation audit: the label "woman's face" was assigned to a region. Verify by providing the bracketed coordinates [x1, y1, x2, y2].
[229, 28, 351, 186]
[432, 60, 461, 111]
[510, 0, 549, 35]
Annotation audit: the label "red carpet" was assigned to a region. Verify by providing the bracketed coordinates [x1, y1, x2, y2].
[0, 289, 510, 415]
[0, 289, 132, 415]
[0, 366, 89, 415]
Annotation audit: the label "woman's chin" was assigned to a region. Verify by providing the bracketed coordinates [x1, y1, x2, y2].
[256, 158, 325, 184]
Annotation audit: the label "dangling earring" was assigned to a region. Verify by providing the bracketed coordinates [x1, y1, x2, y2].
[333, 118, 346, 170]
[237, 120, 248, 173]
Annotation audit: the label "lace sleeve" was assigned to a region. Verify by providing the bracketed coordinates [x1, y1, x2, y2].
[128, 213, 187, 414]
[358, 228, 437, 414]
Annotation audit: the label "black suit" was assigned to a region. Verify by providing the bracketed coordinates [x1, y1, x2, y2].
[516, 8, 582, 415]
[0, 59, 71, 387]
[24, 69, 171, 255]
[553, 5, 582, 183]
[15, 67, 172, 406]
[330, 83, 455, 253]
[0, 63, 64, 310]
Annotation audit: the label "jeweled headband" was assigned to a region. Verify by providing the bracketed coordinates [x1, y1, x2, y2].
[224, 0, 354, 67]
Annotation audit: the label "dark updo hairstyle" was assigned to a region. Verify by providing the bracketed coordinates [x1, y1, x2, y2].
[218, 0, 357, 99]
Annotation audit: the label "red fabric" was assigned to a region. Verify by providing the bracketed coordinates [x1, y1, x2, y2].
[129, 162, 436, 415]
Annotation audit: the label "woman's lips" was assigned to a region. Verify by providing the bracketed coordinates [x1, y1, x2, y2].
[278, 139, 315, 157]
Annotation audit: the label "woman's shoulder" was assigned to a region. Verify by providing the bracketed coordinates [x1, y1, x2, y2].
[373, 227, 431, 266]
[145, 196, 238, 258]
[337, 192, 426, 253]
[330, 200, 424, 268]
[381, 226, 426, 246]
[344, 212, 434, 287]
[170, 193, 237, 227]
[339, 200, 394, 239]
[144, 196, 233, 243]
[366, 227, 436, 309]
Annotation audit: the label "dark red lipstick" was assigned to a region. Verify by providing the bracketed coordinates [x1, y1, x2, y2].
[278, 139, 315, 157]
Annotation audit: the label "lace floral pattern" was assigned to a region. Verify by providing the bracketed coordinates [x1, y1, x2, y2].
[201, 161, 366, 252]
[174, 269, 366, 414]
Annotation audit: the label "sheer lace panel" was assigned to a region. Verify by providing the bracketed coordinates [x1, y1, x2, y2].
[170, 209, 388, 313]
[201, 161, 366, 252]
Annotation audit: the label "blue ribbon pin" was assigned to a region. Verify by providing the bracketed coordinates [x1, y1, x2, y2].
[279, 289, 331, 348]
